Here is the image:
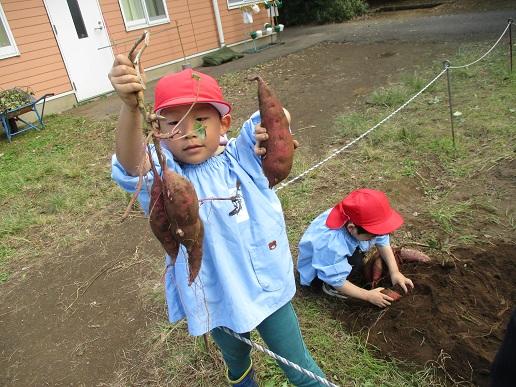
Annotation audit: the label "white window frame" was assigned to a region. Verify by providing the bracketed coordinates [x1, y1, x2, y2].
[227, 0, 260, 10]
[119, 0, 170, 31]
[0, 4, 20, 59]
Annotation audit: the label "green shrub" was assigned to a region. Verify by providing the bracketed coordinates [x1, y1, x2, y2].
[280, 0, 368, 26]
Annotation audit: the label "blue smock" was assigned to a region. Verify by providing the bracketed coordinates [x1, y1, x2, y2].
[112, 112, 295, 336]
[297, 209, 390, 288]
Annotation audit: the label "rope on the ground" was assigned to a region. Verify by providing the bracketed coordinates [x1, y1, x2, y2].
[448, 21, 512, 69]
[274, 19, 513, 193]
[219, 326, 339, 387]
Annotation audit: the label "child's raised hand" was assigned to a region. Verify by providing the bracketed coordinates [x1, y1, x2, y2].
[367, 287, 394, 308]
[254, 122, 299, 156]
[108, 54, 145, 110]
[390, 272, 414, 294]
[254, 123, 268, 156]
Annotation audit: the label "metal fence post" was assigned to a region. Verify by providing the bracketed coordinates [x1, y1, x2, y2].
[443, 61, 455, 148]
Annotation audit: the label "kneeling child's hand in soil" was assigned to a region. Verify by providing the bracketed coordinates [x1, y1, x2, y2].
[367, 287, 395, 308]
[390, 271, 414, 294]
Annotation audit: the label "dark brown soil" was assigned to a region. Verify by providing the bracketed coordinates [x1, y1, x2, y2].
[332, 244, 516, 386]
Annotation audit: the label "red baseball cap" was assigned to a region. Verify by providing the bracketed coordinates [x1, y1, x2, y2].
[154, 68, 232, 116]
[325, 189, 404, 235]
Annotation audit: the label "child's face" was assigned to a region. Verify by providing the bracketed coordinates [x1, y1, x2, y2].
[160, 103, 231, 164]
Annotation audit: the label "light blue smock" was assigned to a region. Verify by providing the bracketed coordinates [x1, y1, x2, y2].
[297, 209, 390, 288]
[112, 111, 295, 336]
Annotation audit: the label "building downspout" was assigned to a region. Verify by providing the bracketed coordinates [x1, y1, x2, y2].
[211, 0, 225, 47]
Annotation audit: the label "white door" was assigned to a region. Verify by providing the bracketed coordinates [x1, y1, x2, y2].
[44, 0, 114, 101]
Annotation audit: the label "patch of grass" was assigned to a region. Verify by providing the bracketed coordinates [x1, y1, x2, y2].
[0, 113, 126, 269]
[366, 86, 409, 107]
[334, 112, 372, 137]
[400, 158, 419, 177]
[402, 71, 436, 93]
[429, 200, 473, 234]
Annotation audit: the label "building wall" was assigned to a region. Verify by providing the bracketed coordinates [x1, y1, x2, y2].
[0, 0, 71, 99]
[219, 1, 272, 45]
[100, 0, 271, 71]
[1, 0, 273, 114]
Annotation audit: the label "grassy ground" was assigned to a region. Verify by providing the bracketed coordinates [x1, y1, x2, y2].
[0, 42, 514, 385]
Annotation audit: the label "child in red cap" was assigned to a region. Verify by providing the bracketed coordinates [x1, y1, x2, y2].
[297, 189, 414, 308]
[108, 56, 325, 386]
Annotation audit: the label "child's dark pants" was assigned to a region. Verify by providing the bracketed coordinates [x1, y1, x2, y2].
[211, 301, 326, 386]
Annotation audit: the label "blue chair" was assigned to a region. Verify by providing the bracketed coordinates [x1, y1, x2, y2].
[0, 89, 54, 142]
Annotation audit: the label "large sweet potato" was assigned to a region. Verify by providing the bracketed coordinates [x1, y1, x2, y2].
[397, 247, 431, 263]
[250, 76, 294, 188]
[149, 172, 180, 262]
[147, 149, 204, 285]
[162, 167, 204, 284]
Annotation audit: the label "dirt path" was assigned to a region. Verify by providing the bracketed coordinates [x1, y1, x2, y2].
[1, 1, 515, 386]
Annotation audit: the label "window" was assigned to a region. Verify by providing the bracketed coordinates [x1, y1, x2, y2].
[0, 4, 19, 59]
[119, 0, 169, 30]
[66, 0, 88, 39]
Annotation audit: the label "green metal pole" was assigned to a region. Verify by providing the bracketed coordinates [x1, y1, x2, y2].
[509, 19, 513, 73]
[443, 61, 455, 148]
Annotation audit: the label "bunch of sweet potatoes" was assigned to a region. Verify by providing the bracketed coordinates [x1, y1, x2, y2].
[149, 158, 203, 284]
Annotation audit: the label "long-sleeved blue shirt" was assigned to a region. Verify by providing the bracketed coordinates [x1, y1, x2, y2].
[297, 209, 390, 288]
[112, 112, 295, 336]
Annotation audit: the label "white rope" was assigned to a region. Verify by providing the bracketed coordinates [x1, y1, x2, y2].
[448, 21, 511, 69]
[274, 68, 447, 192]
[219, 326, 339, 387]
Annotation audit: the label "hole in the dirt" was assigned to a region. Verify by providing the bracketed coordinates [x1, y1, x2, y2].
[334, 243, 515, 386]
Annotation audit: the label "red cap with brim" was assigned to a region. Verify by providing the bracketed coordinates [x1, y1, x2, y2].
[154, 69, 232, 116]
[325, 189, 404, 235]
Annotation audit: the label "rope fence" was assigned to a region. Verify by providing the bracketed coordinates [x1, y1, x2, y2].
[217, 19, 514, 387]
[274, 18, 513, 193]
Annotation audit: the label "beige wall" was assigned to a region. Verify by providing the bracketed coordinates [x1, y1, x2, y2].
[219, 0, 272, 45]
[101, 0, 272, 70]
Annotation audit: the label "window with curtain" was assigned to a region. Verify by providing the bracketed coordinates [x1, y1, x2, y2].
[119, 0, 168, 30]
[0, 4, 19, 59]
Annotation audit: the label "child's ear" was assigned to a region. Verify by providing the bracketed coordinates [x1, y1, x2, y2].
[346, 223, 356, 233]
[220, 114, 231, 135]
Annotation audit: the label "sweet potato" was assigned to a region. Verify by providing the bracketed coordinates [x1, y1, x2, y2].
[381, 288, 402, 301]
[363, 254, 384, 287]
[149, 172, 180, 262]
[162, 167, 204, 284]
[398, 247, 431, 263]
[250, 75, 294, 188]
[147, 148, 204, 285]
